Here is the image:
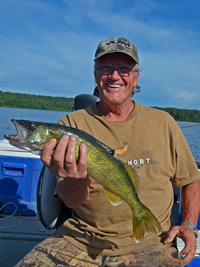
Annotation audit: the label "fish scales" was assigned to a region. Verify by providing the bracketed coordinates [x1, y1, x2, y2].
[74, 131, 138, 205]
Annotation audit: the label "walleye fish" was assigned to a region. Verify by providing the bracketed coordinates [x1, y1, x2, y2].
[4, 119, 162, 242]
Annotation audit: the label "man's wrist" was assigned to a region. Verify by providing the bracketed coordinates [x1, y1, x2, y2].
[181, 221, 199, 238]
[57, 176, 89, 209]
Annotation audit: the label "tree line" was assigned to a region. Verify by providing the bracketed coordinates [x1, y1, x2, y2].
[0, 91, 74, 112]
[0, 91, 200, 122]
[153, 107, 200, 123]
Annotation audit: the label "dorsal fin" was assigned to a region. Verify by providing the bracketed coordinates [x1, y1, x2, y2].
[121, 162, 140, 193]
[95, 140, 115, 155]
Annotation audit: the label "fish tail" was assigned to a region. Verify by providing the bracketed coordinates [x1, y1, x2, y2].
[132, 207, 162, 243]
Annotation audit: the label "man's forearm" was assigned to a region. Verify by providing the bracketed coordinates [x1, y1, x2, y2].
[57, 177, 89, 209]
[181, 180, 200, 225]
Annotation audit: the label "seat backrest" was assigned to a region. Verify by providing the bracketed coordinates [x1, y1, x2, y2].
[74, 94, 100, 111]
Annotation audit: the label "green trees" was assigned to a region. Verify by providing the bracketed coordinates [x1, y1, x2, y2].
[0, 91, 74, 112]
[153, 107, 200, 123]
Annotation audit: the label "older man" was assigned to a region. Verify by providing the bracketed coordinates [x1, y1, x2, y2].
[16, 37, 200, 267]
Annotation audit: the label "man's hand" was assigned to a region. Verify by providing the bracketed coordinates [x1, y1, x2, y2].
[166, 224, 197, 265]
[167, 180, 200, 265]
[41, 135, 89, 209]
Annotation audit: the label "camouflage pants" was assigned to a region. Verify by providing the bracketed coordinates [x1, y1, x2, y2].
[15, 234, 183, 267]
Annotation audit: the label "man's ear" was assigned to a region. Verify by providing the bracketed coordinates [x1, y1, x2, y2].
[94, 70, 97, 84]
[133, 74, 139, 87]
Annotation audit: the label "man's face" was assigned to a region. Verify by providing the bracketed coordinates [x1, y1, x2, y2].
[94, 52, 139, 106]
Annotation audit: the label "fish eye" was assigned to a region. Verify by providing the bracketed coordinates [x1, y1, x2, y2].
[26, 123, 35, 130]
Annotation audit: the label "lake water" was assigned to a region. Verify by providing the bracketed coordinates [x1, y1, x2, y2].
[0, 107, 199, 162]
[177, 121, 200, 163]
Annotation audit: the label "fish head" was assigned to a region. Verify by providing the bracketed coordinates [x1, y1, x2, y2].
[4, 119, 51, 155]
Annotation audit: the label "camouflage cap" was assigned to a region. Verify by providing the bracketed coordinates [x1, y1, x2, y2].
[94, 37, 139, 64]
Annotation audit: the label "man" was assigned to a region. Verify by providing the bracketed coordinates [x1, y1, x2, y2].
[16, 37, 200, 267]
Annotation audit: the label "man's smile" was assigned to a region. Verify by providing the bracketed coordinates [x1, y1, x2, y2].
[107, 84, 122, 88]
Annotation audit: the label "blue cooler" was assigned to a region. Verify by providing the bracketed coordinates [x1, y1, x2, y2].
[187, 257, 200, 267]
[0, 139, 44, 215]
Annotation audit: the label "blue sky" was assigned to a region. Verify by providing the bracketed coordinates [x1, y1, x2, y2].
[0, 0, 200, 109]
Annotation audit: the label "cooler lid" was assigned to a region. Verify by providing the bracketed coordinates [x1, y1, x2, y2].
[0, 139, 40, 158]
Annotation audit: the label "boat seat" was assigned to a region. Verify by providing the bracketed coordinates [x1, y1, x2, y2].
[37, 93, 100, 229]
[37, 165, 72, 229]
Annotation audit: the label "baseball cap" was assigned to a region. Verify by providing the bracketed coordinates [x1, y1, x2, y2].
[94, 37, 139, 64]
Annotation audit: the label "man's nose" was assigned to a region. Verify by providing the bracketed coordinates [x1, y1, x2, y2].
[110, 67, 120, 79]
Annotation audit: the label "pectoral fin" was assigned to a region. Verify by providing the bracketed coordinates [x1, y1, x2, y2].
[104, 188, 123, 206]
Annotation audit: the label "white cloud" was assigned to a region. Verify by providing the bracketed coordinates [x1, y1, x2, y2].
[175, 90, 200, 101]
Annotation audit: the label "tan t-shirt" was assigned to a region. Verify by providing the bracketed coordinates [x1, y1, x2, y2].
[56, 102, 200, 255]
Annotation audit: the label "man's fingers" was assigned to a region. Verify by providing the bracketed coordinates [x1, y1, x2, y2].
[77, 143, 87, 176]
[41, 138, 57, 167]
[166, 226, 179, 243]
[64, 137, 88, 178]
[53, 135, 70, 169]
[180, 246, 196, 266]
[64, 136, 77, 164]
[64, 136, 77, 175]
[179, 237, 196, 265]
[41, 135, 88, 179]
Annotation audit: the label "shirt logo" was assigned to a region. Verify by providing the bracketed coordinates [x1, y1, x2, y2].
[114, 142, 129, 158]
[114, 142, 158, 170]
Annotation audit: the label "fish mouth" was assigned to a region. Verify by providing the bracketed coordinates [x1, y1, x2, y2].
[4, 119, 28, 142]
[4, 119, 44, 154]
